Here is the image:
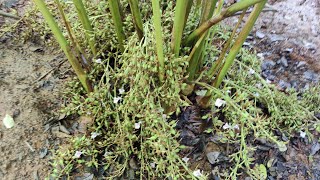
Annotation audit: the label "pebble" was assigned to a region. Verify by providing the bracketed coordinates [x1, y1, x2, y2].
[59, 125, 71, 135]
[256, 31, 265, 39]
[12, 109, 20, 118]
[206, 151, 220, 165]
[311, 142, 320, 156]
[261, 60, 276, 71]
[268, 34, 285, 42]
[280, 56, 288, 67]
[278, 80, 291, 90]
[303, 70, 319, 82]
[297, 61, 306, 68]
[39, 148, 48, 158]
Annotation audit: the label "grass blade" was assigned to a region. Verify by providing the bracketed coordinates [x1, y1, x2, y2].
[129, 0, 144, 40]
[33, 0, 92, 92]
[171, 0, 192, 57]
[108, 0, 125, 52]
[73, 0, 97, 56]
[184, 0, 264, 47]
[151, 0, 165, 82]
[214, 0, 267, 87]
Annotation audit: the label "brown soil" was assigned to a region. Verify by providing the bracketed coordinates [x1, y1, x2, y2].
[0, 41, 69, 179]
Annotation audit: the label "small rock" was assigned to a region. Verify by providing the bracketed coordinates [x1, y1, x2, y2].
[256, 31, 265, 39]
[303, 70, 319, 82]
[58, 114, 66, 120]
[278, 80, 291, 90]
[280, 56, 288, 67]
[39, 148, 48, 158]
[268, 34, 285, 42]
[53, 131, 71, 138]
[311, 142, 320, 156]
[297, 61, 306, 68]
[59, 125, 70, 135]
[206, 152, 220, 165]
[51, 126, 60, 133]
[12, 109, 20, 118]
[261, 60, 276, 71]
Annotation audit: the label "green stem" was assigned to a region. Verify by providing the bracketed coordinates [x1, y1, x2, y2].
[73, 0, 97, 56]
[184, 0, 264, 47]
[208, 8, 247, 77]
[214, 1, 267, 87]
[151, 0, 165, 82]
[129, 0, 144, 40]
[33, 0, 92, 92]
[108, 0, 125, 52]
[171, 0, 192, 57]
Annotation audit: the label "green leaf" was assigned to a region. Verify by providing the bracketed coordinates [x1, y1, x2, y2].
[3, 114, 14, 129]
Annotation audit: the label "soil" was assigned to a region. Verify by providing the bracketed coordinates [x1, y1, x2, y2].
[0, 0, 319, 179]
[0, 40, 70, 179]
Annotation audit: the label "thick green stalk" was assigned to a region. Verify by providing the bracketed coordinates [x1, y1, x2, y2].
[129, 0, 144, 40]
[171, 0, 192, 57]
[55, 0, 91, 71]
[214, 0, 267, 87]
[33, 0, 92, 92]
[73, 0, 97, 56]
[208, 8, 247, 77]
[187, 0, 217, 80]
[200, 0, 218, 24]
[151, 0, 165, 82]
[187, 33, 206, 80]
[108, 0, 125, 52]
[184, 0, 264, 47]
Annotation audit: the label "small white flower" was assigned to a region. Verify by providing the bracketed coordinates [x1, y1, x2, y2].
[223, 123, 231, 130]
[249, 68, 255, 75]
[233, 124, 240, 130]
[254, 92, 260, 97]
[134, 122, 141, 129]
[162, 114, 167, 120]
[150, 162, 156, 168]
[193, 169, 203, 177]
[300, 131, 306, 138]
[215, 98, 226, 108]
[266, 79, 272, 84]
[91, 132, 101, 139]
[95, 58, 102, 64]
[74, 151, 83, 158]
[182, 157, 190, 163]
[118, 88, 125, 94]
[226, 90, 231, 94]
[113, 97, 122, 104]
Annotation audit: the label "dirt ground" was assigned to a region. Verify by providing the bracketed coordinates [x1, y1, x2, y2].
[0, 40, 70, 179]
[0, 0, 319, 179]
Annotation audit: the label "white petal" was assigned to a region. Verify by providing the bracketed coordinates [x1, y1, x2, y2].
[74, 151, 83, 158]
[249, 68, 255, 75]
[233, 124, 239, 130]
[193, 169, 203, 177]
[95, 58, 102, 64]
[113, 97, 122, 104]
[223, 123, 231, 130]
[134, 122, 141, 129]
[215, 99, 226, 107]
[91, 132, 101, 139]
[300, 131, 306, 138]
[182, 157, 190, 163]
[162, 114, 167, 120]
[150, 162, 156, 168]
[3, 114, 14, 129]
[118, 88, 125, 94]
